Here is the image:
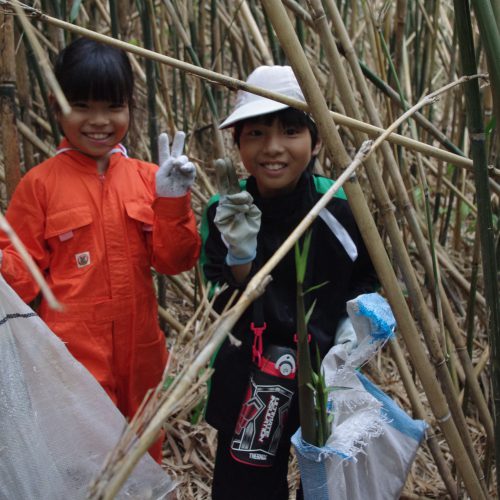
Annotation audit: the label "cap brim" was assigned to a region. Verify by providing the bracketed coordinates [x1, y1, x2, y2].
[219, 98, 290, 129]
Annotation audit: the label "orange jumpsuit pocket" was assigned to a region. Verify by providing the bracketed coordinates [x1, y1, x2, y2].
[44, 207, 97, 278]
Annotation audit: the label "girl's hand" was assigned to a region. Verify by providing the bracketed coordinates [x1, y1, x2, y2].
[156, 131, 196, 197]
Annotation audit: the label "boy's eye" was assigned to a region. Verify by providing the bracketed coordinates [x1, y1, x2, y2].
[110, 102, 126, 109]
[244, 127, 264, 137]
[249, 129, 263, 136]
[71, 102, 88, 109]
[284, 127, 299, 135]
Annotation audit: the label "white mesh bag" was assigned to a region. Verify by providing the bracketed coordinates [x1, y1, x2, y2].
[0, 275, 174, 499]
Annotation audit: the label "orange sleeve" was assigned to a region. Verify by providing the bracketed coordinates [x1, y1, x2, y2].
[151, 193, 201, 275]
[0, 173, 49, 302]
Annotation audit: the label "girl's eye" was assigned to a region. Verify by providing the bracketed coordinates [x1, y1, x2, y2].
[284, 127, 299, 136]
[110, 102, 126, 109]
[71, 102, 88, 109]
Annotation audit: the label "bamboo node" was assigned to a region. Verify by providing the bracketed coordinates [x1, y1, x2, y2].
[470, 132, 486, 141]
[435, 357, 447, 368]
[436, 412, 451, 423]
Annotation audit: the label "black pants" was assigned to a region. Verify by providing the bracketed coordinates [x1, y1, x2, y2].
[212, 431, 303, 500]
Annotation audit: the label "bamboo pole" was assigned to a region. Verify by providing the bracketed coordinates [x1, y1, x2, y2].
[471, 0, 500, 165]
[239, 0, 273, 65]
[3, 1, 474, 169]
[260, 1, 485, 498]
[14, 24, 35, 170]
[0, 11, 21, 200]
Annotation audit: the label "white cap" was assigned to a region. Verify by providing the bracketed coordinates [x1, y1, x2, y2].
[219, 65, 305, 129]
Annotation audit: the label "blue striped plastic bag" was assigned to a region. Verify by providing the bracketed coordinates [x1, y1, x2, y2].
[292, 293, 428, 500]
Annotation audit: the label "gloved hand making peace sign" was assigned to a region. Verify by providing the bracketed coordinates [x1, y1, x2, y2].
[156, 131, 196, 197]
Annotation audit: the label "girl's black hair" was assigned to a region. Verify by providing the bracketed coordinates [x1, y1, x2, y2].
[232, 107, 319, 149]
[54, 38, 134, 106]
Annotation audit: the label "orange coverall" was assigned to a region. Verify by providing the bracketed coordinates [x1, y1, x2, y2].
[0, 140, 200, 460]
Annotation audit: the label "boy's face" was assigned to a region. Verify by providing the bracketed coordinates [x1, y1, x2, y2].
[238, 116, 321, 198]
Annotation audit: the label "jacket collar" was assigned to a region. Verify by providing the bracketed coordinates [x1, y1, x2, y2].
[54, 138, 128, 174]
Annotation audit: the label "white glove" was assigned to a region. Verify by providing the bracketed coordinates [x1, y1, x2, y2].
[214, 191, 261, 266]
[334, 317, 358, 354]
[156, 131, 196, 197]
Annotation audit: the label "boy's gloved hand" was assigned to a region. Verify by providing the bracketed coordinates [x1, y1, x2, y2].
[156, 131, 196, 197]
[334, 317, 358, 354]
[214, 191, 261, 266]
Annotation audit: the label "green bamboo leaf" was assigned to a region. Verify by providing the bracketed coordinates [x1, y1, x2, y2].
[69, 0, 83, 22]
[304, 281, 329, 295]
[485, 116, 496, 136]
[294, 242, 307, 283]
[305, 299, 317, 325]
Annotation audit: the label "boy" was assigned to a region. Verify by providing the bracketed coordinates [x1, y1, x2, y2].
[201, 65, 378, 499]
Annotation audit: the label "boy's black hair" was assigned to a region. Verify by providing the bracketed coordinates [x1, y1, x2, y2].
[54, 38, 134, 106]
[232, 107, 319, 149]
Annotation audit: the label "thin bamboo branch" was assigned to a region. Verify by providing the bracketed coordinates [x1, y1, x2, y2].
[0, 213, 62, 310]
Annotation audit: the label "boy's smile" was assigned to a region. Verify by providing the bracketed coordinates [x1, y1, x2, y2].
[238, 117, 321, 198]
[57, 100, 130, 168]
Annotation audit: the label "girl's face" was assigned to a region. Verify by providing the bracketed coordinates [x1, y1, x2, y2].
[57, 99, 130, 162]
[238, 117, 321, 198]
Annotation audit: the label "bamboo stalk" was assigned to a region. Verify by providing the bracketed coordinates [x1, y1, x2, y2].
[17, 119, 55, 157]
[470, 0, 500, 165]
[14, 23, 35, 170]
[0, 12, 22, 200]
[239, 0, 273, 65]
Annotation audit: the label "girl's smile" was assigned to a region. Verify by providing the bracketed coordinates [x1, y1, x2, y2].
[57, 100, 130, 171]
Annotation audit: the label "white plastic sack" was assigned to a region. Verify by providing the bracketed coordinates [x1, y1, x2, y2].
[292, 293, 428, 500]
[0, 275, 174, 499]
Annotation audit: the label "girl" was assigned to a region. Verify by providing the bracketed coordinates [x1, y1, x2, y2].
[0, 38, 201, 462]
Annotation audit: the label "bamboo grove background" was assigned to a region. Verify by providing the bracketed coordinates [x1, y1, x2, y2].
[0, 0, 499, 498]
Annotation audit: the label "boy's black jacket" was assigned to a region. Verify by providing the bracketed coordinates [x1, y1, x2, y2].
[200, 170, 378, 433]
